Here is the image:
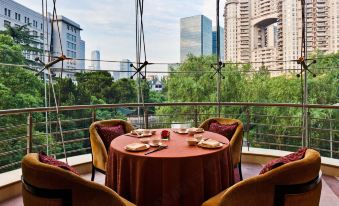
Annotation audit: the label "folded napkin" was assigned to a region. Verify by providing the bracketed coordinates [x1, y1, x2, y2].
[198, 139, 220, 148]
[125, 143, 147, 151]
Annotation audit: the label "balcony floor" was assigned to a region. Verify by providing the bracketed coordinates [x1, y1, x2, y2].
[1, 163, 338, 206]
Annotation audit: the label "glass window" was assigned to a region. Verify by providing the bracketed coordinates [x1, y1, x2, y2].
[4, 20, 11, 27]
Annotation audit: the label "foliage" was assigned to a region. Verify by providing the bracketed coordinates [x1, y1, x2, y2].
[0, 34, 25, 64]
[0, 25, 42, 53]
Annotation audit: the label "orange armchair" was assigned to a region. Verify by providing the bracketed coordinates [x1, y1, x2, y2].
[202, 149, 322, 206]
[199, 118, 244, 180]
[21, 153, 136, 206]
[89, 119, 135, 181]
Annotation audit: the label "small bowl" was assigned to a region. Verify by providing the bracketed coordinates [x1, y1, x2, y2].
[178, 128, 188, 133]
[142, 129, 152, 136]
[193, 134, 203, 141]
[186, 138, 198, 146]
[140, 138, 150, 144]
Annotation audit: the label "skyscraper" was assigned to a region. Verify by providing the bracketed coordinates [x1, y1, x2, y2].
[224, 0, 339, 74]
[180, 15, 212, 62]
[212, 26, 225, 60]
[78, 40, 85, 70]
[91, 50, 100, 70]
[119, 59, 132, 79]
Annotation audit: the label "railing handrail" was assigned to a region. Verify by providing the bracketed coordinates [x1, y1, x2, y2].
[0, 102, 338, 116]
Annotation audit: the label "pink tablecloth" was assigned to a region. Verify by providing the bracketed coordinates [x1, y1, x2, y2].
[105, 129, 234, 206]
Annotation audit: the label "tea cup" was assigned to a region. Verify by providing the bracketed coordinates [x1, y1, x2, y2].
[186, 137, 198, 146]
[151, 138, 161, 146]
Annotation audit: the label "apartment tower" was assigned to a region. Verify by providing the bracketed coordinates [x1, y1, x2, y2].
[224, 0, 339, 74]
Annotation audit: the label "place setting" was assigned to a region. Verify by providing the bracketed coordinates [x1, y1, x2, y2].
[125, 129, 157, 138]
[172, 127, 204, 135]
[186, 134, 224, 149]
[124, 136, 168, 155]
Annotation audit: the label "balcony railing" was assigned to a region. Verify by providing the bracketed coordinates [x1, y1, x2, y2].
[0, 102, 338, 173]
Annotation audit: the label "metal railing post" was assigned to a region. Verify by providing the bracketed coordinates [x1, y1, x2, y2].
[330, 118, 333, 158]
[194, 106, 198, 127]
[144, 107, 149, 129]
[306, 108, 310, 147]
[27, 112, 33, 154]
[246, 107, 250, 151]
[92, 108, 96, 123]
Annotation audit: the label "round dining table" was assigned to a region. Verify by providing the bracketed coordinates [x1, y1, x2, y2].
[105, 129, 234, 206]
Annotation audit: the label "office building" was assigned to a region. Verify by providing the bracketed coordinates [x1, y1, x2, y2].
[224, 0, 339, 75]
[212, 26, 225, 60]
[91, 50, 100, 70]
[180, 15, 212, 62]
[0, 0, 86, 80]
[119, 59, 132, 79]
[0, 0, 51, 63]
[78, 40, 85, 69]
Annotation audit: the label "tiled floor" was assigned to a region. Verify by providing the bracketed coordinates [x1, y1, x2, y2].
[1, 163, 338, 206]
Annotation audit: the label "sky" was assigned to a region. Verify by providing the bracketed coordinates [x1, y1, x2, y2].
[15, 0, 225, 70]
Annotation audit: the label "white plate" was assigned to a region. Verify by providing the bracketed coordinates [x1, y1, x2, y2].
[195, 128, 204, 133]
[197, 142, 223, 149]
[174, 130, 188, 134]
[124, 144, 150, 152]
[131, 130, 156, 136]
[149, 142, 164, 147]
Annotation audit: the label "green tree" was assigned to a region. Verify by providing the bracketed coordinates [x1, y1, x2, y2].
[0, 25, 42, 54]
[0, 34, 25, 64]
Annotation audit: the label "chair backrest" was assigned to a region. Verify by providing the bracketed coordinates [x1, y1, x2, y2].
[21, 153, 127, 206]
[219, 149, 322, 206]
[89, 119, 135, 172]
[199, 118, 243, 166]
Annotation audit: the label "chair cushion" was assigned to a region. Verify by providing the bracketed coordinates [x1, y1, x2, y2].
[96, 124, 125, 151]
[38, 151, 79, 175]
[208, 121, 238, 140]
[259, 148, 308, 174]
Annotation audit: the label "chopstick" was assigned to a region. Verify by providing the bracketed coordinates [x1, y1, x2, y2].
[144, 146, 168, 155]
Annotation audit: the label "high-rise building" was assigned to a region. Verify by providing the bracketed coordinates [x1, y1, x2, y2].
[212, 26, 225, 60]
[0, 0, 51, 63]
[224, 0, 339, 75]
[51, 16, 85, 73]
[224, 0, 251, 63]
[91, 50, 100, 70]
[0, 0, 86, 80]
[119, 59, 132, 79]
[180, 15, 212, 62]
[78, 40, 85, 69]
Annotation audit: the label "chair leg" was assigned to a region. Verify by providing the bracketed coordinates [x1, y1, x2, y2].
[91, 165, 96, 181]
[238, 162, 243, 181]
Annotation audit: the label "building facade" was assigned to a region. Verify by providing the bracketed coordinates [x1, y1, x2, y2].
[180, 15, 212, 62]
[0, 0, 50, 63]
[78, 39, 85, 69]
[118, 59, 132, 79]
[90, 50, 100, 70]
[0, 0, 85, 80]
[224, 0, 339, 74]
[212, 26, 225, 60]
